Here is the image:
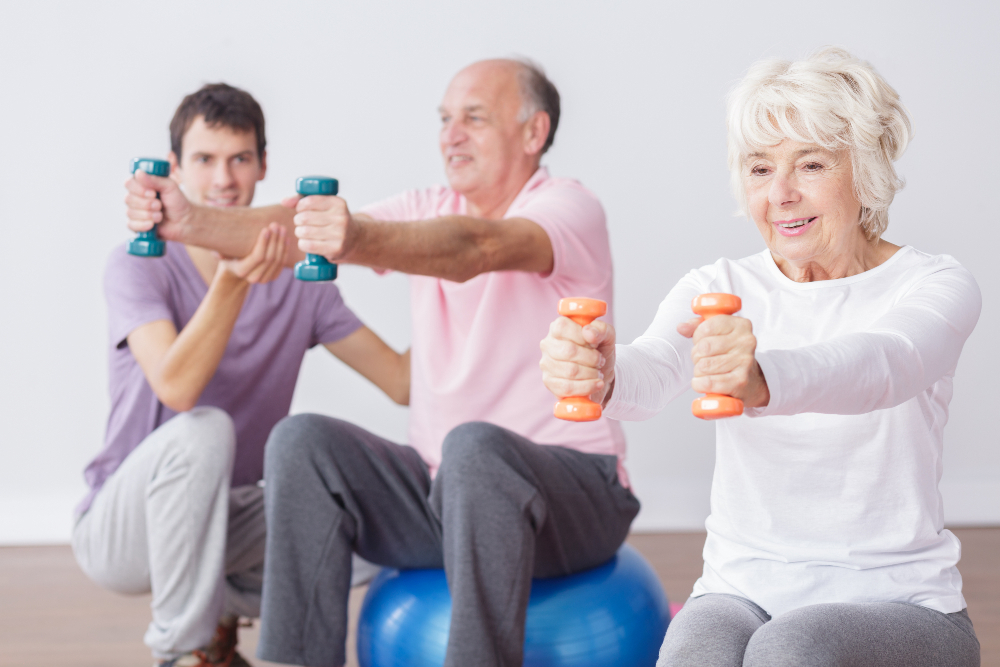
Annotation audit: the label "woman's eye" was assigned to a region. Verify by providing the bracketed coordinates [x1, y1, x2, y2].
[803, 162, 824, 171]
[750, 166, 769, 176]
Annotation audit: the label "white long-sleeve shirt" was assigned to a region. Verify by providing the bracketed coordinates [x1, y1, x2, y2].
[605, 246, 982, 617]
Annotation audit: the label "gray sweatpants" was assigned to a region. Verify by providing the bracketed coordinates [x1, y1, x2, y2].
[658, 593, 981, 667]
[72, 407, 378, 661]
[258, 417, 640, 667]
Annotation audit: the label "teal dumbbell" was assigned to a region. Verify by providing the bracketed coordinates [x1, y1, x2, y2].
[128, 158, 171, 257]
[294, 176, 339, 281]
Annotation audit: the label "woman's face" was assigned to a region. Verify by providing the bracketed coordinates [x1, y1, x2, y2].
[744, 139, 865, 267]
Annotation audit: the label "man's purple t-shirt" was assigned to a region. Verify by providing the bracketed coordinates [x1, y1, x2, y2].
[78, 241, 363, 516]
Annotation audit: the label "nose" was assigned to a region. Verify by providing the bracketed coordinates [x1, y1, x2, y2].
[213, 160, 237, 189]
[768, 168, 800, 208]
[440, 119, 467, 148]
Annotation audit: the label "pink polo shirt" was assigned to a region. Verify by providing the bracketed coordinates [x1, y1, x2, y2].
[361, 167, 628, 484]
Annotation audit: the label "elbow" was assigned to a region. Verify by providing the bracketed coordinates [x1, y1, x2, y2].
[153, 382, 201, 413]
[392, 388, 410, 406]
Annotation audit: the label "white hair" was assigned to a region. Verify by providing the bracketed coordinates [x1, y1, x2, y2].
[727, 47, 912, 240]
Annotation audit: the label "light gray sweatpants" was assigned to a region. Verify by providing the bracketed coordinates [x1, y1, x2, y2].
[658, 593, 981, 667]
[72, 407, 378, 660]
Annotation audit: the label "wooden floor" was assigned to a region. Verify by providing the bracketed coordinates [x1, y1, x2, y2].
[1, 529, 996, 667]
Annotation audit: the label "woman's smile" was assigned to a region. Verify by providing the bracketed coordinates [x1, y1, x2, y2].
[773, 216, 818, 237]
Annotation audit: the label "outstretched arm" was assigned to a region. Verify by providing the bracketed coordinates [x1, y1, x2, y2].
[125, 170, 302, 265]
[290, 194, 553, 282]
[127, 225, 287, 412]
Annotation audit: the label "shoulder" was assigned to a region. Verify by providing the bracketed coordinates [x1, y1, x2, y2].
[892, 246, 981, 304]
[360, 185, 459, 221]
[679, 250, 772, 290]
[104, 241, 185, 292]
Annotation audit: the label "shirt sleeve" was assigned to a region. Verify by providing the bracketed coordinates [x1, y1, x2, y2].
[311, 283, 365, 346]
[104, 246, 175, 349]
[511, 180, 612, 290]
[748, 262, 982, 417]
[603, 271, 704, 421]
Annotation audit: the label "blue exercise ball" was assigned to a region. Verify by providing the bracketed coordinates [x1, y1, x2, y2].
[357, 544, 670, 667]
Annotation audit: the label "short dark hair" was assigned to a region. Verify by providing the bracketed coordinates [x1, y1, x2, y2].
[169, 83, 266, 161]
[516, 60, 560, 154]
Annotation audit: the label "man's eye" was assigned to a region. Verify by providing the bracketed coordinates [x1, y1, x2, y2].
[803, 162, 824, 171]
[197, 156, 210, 164]
[440, 116, 451, 124]
[469, 116, 483, 122]
[234, 156, 247, 163]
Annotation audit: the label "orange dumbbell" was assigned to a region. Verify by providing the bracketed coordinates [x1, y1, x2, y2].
[691, 293, 744, 420]
[553, 297, 607, 422]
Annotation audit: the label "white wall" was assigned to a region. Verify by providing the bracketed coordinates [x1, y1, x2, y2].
[1, 0, 997, 544]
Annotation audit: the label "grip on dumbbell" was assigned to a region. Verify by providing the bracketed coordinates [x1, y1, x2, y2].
[553, 297, 607, 422]
[294, 176, 339, 282]
[691, 293, 744, 420]
[128, 158, 170, 257]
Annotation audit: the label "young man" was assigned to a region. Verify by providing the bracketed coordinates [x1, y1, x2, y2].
[125, 60, 635, 667]
[74, 84, 408, 667]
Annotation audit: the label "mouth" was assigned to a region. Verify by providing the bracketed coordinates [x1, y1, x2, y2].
[446, 155, 473, 167]
[773, 216, 817, 237]
[205, 195, 239, 207]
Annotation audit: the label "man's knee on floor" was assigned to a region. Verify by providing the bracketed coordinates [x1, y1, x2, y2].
[439, 421, 515, 482]
[165, 407, 236, 478]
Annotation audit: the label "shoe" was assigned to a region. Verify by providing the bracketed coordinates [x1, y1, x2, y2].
[157, 615, 251, 667]
[157, 652, 214, 667]
[205, 614, 252, 667]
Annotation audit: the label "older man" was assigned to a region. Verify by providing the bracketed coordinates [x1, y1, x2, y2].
[125, 58, 637, 667]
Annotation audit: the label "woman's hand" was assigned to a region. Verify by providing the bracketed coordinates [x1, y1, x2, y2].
[219, 223, 287, 284]
[540, 317, 617, 407]
[678, 315, 770, 408]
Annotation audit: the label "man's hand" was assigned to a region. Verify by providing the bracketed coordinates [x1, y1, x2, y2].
[283, 193, 357, 262]
[219, 223, 287, 284]
[124, 170, 194, 241]
[677, 314, 769, 408]
[540, 318, 616, 407]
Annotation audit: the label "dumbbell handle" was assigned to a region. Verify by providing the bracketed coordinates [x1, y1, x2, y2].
[128, 158, 170, 257]
[691, 293, 744, 420]
[553, 297, 607, 422]
[294, 176, 338, 282]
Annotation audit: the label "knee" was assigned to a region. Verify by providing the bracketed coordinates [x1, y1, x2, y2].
[163, 407, 236, 478]
[744, 609, 839, 667]
[264, 413, 346, 480]
[438, 421, 512, 483]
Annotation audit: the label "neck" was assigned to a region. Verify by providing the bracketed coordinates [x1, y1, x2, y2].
[464, 163, 540, 220]
[772, 237, 901, 282]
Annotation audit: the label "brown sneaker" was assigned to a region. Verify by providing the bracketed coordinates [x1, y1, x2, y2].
[204, 615, 252, 667]
[156, 651, 215, 667]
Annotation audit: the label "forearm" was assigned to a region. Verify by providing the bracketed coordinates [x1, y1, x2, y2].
[345, 215, 550, 282]
[155, 272, 249, 410]
[183, 204, 302, 266]
[603, 337, 692, 420]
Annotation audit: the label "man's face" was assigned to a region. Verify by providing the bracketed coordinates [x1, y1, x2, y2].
[438, 61, 530, 199]
[170, 116, 266, 207]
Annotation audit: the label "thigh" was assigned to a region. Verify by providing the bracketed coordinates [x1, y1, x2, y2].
[264, 414, 443, 569]
[434, 422, 641, 577]
[744, 603, 980, 667]
[657, 594, 769, 667]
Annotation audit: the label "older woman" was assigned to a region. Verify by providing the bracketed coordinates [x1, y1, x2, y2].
[540, 48, 981, 666]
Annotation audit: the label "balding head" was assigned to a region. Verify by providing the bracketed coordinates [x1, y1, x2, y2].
[438, 58, 559, 217]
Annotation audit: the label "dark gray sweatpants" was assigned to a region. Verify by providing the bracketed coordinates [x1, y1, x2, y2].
[658, 593, 980, 667]
[257, 417, 640, 667]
